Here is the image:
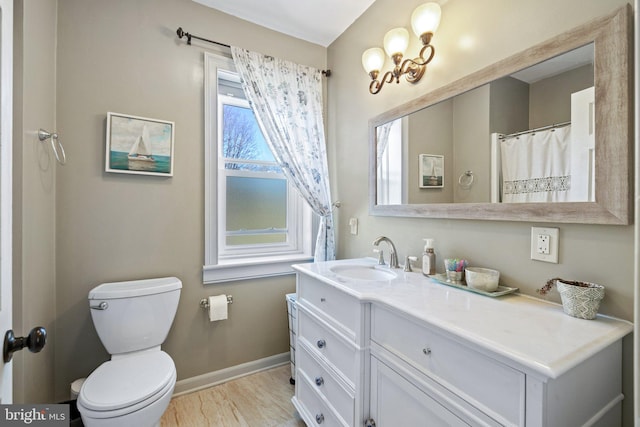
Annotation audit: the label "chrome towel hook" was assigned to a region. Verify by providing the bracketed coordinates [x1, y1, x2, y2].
[38, 129, 67, 165]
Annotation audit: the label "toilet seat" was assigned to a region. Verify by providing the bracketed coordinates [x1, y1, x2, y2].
[78, 351, 175, 419]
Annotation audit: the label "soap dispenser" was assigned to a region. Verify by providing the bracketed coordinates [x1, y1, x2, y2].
[422, 239, 436, 276]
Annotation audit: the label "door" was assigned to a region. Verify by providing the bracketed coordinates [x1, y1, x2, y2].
[0, 0, 13, 404]
[570, 86, 595, 202]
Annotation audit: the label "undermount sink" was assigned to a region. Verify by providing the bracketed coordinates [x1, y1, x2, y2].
[330, 264, 397, 281]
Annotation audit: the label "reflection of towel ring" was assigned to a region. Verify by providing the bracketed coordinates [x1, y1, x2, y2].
[458, 170, 474, 189]
[38, 129, 67, 165]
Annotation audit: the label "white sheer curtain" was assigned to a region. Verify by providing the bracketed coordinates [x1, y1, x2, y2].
[376, 121, 394, 166]
[230, 47, 335, 261]
[500, 126, 572, 203]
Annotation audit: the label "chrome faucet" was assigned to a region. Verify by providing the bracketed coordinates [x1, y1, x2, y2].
[373, 236, 399, 268]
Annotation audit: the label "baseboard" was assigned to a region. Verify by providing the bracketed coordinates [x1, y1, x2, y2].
[172, 352, 290, 397]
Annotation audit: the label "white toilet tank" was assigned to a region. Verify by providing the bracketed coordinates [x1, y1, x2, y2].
[88, 277, 181, 355]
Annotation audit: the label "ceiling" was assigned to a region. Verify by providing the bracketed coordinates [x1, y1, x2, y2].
[192, 0, 591, 82]
[192, 0, 375, 47]
[510, 44, 594, 84]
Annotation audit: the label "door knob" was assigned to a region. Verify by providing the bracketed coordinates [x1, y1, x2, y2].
[3, 327, 47, 363]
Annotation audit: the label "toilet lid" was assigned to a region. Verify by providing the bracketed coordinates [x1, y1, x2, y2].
[79, 351, 175, 412]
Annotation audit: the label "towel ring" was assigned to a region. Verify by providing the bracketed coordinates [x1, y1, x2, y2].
[458, 170, 474, 189]
[38, 129, 67, 165]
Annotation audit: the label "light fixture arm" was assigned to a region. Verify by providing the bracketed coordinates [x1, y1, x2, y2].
[369, 70, 395, 94]
[413, 43, 436, 67]
[368, 41, 435, 95]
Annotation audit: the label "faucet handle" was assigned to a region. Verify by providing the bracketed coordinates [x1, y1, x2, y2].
[404, 256, 418, 272]
[373, 249, 385, 265]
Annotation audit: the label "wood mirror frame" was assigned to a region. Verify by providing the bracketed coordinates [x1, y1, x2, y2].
[369, 6, 632, 225]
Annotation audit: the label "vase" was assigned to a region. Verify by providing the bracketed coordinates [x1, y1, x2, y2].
[556, 280, 605, 320]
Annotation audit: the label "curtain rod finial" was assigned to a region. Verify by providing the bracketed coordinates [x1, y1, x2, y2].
[176, 27, 192, 45]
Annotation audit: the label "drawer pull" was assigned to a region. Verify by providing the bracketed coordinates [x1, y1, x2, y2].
[423, 347, 432, 356]
[320, 297, 326, 302]
[317, 339, 326, 349]
[315, 376, 324, 386]
[315, 413, 324, 424]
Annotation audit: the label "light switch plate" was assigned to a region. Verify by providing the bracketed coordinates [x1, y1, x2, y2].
[349, 218, 358, 235]
[530, 227, 559, 263]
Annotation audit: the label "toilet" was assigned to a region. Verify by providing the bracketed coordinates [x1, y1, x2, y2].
[77, 277, 182, 427]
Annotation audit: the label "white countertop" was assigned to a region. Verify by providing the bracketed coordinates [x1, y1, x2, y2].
[293, 258, 633, 379]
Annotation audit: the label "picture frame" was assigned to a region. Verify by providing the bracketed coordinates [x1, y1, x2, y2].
[105, 112, 175, 176]
[419, 154, 444, 188]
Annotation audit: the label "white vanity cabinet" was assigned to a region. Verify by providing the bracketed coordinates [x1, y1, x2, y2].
[292, 273, 368, 426]
[292, 259, 632, 427]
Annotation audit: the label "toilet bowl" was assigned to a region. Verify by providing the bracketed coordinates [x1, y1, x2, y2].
[77, 351, 176, 427]
[77, 277, 182, 427]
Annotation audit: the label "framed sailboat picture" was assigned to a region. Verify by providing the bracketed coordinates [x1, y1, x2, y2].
[419, 154, 444, 188]
[105, 112, 175, 176]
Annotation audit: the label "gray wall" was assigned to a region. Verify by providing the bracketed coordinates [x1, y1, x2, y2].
[489, 76, 529, 135]
[529, 64, 594, 128]
[51, 0, 326, 402]
[327, 0, 633, 425]
[407, 99, 453, 204]
[12, 0, 57, 403]
[452, 85, 490, 203]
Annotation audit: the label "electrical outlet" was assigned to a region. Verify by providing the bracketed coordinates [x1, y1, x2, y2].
[537, 234, 550, 254]
[530, 227, 559, 263]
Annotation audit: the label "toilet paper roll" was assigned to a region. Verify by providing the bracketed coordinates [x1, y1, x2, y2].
[208, 295, 228, 322]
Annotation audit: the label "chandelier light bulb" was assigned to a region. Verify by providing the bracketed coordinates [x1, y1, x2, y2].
[411, 2, 442, 38]
[362, 47, 386, 74]
[383, 27, 410, 58]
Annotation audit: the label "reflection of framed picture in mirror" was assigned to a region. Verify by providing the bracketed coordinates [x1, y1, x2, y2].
[419, 154, 444, 188]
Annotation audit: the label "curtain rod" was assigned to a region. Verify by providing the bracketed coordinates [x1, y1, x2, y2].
[176, 27, 332, 77]
[500, 121, 571, 139]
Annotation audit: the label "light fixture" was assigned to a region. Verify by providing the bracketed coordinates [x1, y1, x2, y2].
[362, 2, 441, 94]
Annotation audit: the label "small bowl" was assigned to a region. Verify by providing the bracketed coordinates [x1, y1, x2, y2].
[465, 267, 500, 292]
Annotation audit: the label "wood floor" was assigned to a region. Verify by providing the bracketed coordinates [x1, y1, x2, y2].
[160, 365, 306, 427]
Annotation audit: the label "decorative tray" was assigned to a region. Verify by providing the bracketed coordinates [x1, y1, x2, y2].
[430, 273, 519, 298]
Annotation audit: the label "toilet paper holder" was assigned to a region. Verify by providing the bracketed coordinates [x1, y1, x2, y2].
[200, 295, 233, 309]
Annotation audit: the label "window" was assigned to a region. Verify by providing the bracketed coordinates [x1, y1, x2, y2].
[204, 53, 313, 283]
[376, 118, 404, 205]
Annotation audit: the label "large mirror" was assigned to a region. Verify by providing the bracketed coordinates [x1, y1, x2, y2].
[369, 6, 632, 224]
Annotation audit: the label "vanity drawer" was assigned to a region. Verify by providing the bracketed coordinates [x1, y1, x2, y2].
[297, 274, 359, 340]
[297, 343, 354, 425]
[298, 308, 358, 387]
[296, 371, 348, 427]
[371, 306, 524, 425]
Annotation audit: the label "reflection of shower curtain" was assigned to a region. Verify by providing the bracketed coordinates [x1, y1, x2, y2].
[500, 126, 571, 203]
